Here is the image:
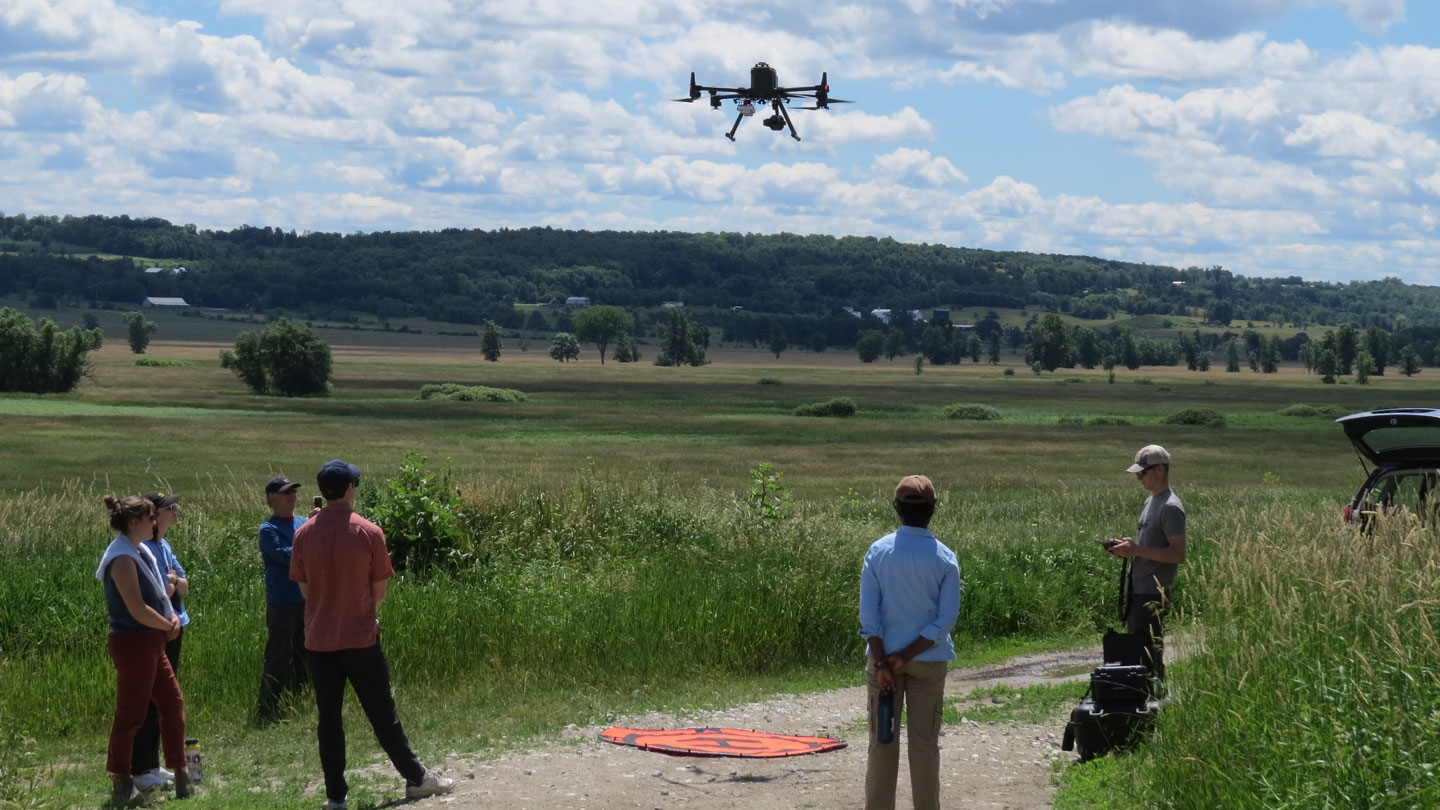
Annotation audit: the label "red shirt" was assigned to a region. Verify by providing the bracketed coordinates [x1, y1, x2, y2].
[290, 505, 394, 652]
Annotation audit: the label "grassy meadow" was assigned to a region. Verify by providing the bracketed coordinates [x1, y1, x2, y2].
[1, 320, 1436, 809]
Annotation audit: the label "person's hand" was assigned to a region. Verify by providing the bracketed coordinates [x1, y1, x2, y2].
[875, 660, 896, 691]
[1108, 538, 1139, 558]
[167, 570, 178, 586]
[884, 653, 906, 672]
[166, 616, 181, 640]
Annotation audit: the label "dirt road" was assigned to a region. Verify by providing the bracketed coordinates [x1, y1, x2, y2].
[425, 647, 1101, 810]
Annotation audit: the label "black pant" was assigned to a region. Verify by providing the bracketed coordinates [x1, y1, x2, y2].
[1124, 594, 1166, 678]
[308, 643, 426, 802]
[131, 628, 183, 775]
[257, 603, 308, 720]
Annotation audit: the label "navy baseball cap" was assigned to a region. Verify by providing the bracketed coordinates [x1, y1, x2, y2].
[265, 476, 301, 495]
[316, 459, 361, 492]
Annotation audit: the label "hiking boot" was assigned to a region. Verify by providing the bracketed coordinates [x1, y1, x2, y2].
[174, 767, 195, 799]
[320, 798, 347, 809]
[133, 768, 174, 791]
[110, 776, 141, 807]
[404, 769, 455, 799]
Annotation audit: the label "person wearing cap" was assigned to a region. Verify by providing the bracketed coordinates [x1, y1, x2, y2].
[256, 476, 309, 724]
[1106, 444, 1187, 677]
[130, 490, 190, 793]
[858, 474, 962, 810]
[291, 460, 453, 809]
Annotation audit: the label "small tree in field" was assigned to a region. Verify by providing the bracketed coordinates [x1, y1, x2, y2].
[655, 310, 708, 367]
[220, 318, 332, 396]
[549, 332, 580, 362]
[612, 334, 641, 363]
[0, 308, 103, 393]
[481, 320, 502, 362]
[768, 322, 788, 359]
[573, 306, 634, 365]
[125, 311, 157, 354]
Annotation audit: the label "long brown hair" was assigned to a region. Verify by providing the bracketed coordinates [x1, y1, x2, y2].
[104, 495, 155, 533]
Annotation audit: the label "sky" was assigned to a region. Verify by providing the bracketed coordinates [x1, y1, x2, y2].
[2, 1, 1439, 284]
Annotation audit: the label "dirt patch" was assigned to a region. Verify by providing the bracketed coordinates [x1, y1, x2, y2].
[425, 646, 1108, 810]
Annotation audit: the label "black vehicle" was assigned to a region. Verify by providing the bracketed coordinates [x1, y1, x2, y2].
[1336, 408, 1440, 528]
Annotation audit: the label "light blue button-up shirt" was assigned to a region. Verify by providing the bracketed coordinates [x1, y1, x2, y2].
[858, 525, 962, 662]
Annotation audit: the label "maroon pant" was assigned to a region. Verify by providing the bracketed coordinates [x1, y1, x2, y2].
[106, 631, 186, 776]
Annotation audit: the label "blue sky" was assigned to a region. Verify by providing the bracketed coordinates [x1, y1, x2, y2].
[2, 0, 1438, 283]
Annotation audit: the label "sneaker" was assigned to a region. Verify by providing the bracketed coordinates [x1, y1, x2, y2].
[133, 769, 173, 792]
[320, 799, 347, 810]
[404, 769, 455, 799]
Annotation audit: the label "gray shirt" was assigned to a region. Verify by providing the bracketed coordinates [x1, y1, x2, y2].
[1131, 488, 1185, 595]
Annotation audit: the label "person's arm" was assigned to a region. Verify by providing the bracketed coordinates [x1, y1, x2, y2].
[371, 579, 387, 609]
[258, 522, 293, 567]
[165, 543, 189, 597]
[110, 557, 179, 633]
[297, 582, 309, 600]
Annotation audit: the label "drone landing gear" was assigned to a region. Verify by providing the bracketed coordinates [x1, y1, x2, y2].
[726, 111, 743, 142]
[769, 100, 801, 141]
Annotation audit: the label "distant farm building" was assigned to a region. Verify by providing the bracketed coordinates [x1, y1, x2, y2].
[142, 297, 189, 308]
[661, 301, 684, 308]
[565, 297, 591, 308]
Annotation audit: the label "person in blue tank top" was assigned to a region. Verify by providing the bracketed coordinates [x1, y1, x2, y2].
[95, 494, 194, 806]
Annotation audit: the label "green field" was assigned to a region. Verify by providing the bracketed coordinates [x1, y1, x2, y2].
[2, 330, 1436, 809]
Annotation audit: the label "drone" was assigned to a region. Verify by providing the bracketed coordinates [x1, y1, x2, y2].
[673, 62, 851, 142]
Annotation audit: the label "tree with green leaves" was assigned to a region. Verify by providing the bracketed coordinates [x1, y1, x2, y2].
[548, 332, 580, 362]
[1356, 350, 1375, 384]
[1335, 323, 1358, 375]
[220, 318, 332, 396]
[572, 305, 634, 365]
[1226, 337, 1242, 372]
[1027, 313, 1071, 372]
[0, 307, 103, 393]
[768, 322, 788, 359]
[987, 331, 1001, 365]
[886, 331, 905, 361]
[1364, 325, 1389, 376]
[481, 320, 502, 362]
[1400, 345, 1421, 376]
[656, 309, 708, 367]
[124, 310, 157, 354]
[856, 330, 884, 363]
[1117, 326, 1142, 370]
[612, 334, 641, 363]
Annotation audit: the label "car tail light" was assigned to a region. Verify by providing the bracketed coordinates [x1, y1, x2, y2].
[1342, 504, 1353, 523]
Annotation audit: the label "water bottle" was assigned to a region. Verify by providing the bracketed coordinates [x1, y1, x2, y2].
[876, 690, 895, 744]
[184, 738, 203, 782]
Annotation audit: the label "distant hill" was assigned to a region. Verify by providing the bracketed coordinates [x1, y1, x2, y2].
[0, 213, 1434, 337]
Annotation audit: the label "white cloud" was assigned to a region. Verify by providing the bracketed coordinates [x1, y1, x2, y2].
[870, 148, 968, 187]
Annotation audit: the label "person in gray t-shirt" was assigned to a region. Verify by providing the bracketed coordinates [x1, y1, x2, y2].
[1105, 444, 1186, 677]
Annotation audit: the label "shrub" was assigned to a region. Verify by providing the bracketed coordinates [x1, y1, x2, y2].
[220, 318, 332, 396]
[1163, 407, 1227, 427]
[1279, 404, 1343, 418]
[942, 403, 1002, 421]
[1058, 416, 1085, 425]
[756, 378, 782, 385]
[793, 397, 857, 417]
[134, 358, 190, 367]
[1058, 377, 1086, 385]
[1133, 377, 1154, 385]
[1003, 367, 1015, 377]
[356, 452, 470, 576]
[0, 308, 103, 394]
[418, 383, 527, 402]
[1087, 416, 1132, 426]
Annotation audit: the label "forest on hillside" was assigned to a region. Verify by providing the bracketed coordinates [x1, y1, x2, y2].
[3, 212, 1439, 366]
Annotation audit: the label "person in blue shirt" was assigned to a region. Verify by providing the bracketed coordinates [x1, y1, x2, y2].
[131, 491, 190, 793]
[256, 476, 309, 724]
[858, 475, 962, 810]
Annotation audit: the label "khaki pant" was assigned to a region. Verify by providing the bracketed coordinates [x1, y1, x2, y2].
[864, 659, 947, 810]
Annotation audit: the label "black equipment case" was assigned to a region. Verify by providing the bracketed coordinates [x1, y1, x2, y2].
[1060, 631, 1162, 762]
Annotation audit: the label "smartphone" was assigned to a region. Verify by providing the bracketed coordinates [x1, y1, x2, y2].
[313, 495, 324, 509]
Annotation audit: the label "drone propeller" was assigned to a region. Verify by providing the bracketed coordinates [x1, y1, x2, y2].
[672, 71, 702, 102]
[797, 99, 852, 110]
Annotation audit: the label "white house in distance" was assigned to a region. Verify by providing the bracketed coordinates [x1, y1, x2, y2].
[565, 296, 591, 308]
[142, 297, 189, 308]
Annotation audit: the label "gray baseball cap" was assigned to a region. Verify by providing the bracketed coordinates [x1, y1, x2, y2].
[1126, 444, 1171, 473]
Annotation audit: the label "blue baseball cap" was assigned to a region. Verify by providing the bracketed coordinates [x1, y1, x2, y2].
[316, 459, 361, 493]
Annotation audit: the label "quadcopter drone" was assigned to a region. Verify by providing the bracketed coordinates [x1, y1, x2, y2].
[673, 62, 851, 142]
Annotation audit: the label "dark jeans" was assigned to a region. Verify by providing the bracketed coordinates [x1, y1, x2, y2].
[308, 643, 426, 802]
[1125, 593, 1166, 678]
[131, 628, 183, 775]
[257, 603, 308, 721]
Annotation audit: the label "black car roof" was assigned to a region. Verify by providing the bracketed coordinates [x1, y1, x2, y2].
[1336, 408, 1440, 465]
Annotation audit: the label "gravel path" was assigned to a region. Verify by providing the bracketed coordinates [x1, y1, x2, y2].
[420, 646, 1104, 810]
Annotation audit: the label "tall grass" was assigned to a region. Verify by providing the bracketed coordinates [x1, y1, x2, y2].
[1071, 503, 1440, 809]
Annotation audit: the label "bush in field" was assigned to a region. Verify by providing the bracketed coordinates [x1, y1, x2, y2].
[357, 451, 470, 575]
[1163, 407, 1227, 427]
[220, 318, 332, 396]
[942, 403, 1002, 421]
[0, 307, 103, 393]
[1279, 404, 1342, 418]
[757, 377, 782, 385]
[135, 358, 190, 367]
[418, 383, 526, 402]
[793, 397, 857, 417]
[1087, 415, 1132, 426]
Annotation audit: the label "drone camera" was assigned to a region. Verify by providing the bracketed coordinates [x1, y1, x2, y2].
[764, 114, 786, 131]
